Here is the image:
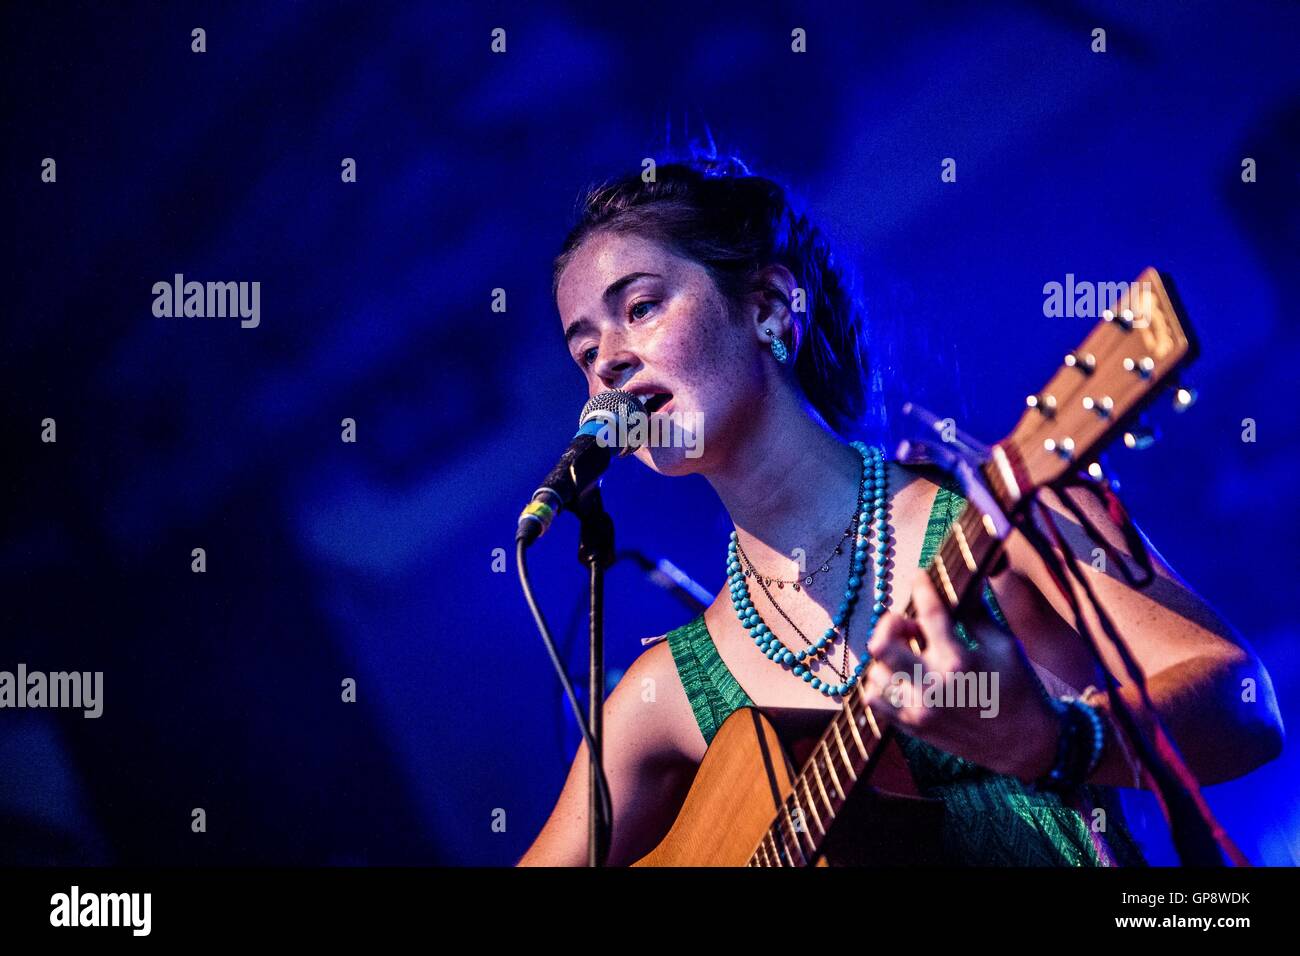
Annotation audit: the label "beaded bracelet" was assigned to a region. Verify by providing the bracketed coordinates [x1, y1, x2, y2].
[1080, 684, 1145, 790]
[1071, 696, 1107, 778]
[1030, 695, 1106, 794]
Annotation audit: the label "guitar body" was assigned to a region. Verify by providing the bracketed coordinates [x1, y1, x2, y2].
[632, 705, 947, 866]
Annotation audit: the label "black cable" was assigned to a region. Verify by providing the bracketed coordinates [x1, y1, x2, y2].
[557, 587, 588, 755]
[517, 538, 613, 865]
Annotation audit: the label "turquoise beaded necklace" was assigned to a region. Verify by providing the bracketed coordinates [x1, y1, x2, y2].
[726, 441, 891, 699]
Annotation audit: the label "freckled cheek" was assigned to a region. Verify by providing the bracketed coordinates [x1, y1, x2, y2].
[650, 322, 694, 370]
[666, 295, 731, 365]
[653, 321, 748, 420]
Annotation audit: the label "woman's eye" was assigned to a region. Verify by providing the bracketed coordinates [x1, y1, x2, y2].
[577, 301, 655, 367]
[628, 300, 656, 321]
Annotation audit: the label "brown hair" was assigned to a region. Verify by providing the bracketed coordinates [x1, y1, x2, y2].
[552, 156, 871, 436]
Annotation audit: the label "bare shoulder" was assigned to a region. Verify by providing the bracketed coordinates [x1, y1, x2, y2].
[888, 459, 946, 522]
[516, 633, 704, 866]
[612, 634, 707, 766]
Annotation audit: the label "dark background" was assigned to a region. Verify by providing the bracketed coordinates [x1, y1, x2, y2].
[2, 1, 1297, 865]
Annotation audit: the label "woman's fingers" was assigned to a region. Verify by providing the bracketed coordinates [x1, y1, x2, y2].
[908, 570, 952, 644]
[865, 610, 924, 673]
[907, 570, 969, 668]
[862, 570, 988, 732]
[862, 658, 926, 728]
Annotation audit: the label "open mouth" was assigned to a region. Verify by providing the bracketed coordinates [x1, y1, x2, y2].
[642, 392, 673, 414]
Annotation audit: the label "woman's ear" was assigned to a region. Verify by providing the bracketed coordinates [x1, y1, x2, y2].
[745, 264, 800, 347]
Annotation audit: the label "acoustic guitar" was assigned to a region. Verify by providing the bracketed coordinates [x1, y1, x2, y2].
[632, 269, 1196, 866]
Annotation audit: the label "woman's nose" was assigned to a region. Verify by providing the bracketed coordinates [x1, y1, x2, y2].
[594, 348, 639, 389]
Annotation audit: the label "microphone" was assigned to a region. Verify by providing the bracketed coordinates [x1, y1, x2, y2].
[516, 389, 646, 546]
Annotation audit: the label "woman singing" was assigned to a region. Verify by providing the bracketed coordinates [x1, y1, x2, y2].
[517, 156, 1283, 866]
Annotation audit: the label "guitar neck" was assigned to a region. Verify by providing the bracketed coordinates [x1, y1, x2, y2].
[749, 478, 1009, 867]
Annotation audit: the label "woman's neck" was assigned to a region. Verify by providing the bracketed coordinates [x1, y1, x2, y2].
[706, 388, 866, 574]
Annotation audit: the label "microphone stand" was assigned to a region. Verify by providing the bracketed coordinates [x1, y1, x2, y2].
[573, 482, 615, 866]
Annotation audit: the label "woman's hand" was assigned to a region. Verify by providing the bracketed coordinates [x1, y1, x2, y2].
[861, 567, 1062, 781]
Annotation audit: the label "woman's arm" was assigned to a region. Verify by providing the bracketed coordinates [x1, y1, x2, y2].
[516, 639, 699, 866]
[863, 480, 1284, 789]
[998, 483, 1284, 786]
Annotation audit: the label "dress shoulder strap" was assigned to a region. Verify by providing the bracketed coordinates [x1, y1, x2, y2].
[664, 615, 754, 747]
[918, 474, 1012, 642]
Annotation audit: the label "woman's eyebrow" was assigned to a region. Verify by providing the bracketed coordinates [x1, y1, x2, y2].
[564, 317, 594, 347]
[601, 271, 661, 304]
[563, 272, 662, 346]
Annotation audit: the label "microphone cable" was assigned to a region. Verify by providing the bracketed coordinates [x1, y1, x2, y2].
[517, 538, 613, 866]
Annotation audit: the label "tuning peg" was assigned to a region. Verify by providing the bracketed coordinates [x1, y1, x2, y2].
[1026, 393, 1057, 417]
[1172, 385, 1198, 413]
[1122, 354, 1156, 379]
[1122, 423, 1158, 450]
[1081, 394, 1115, 419]
[1043, 436, 1076, 460]
[1086, 457, 1121, 492]
[1103, 308, 1135, 331]
[1064, 350, 1096, 374]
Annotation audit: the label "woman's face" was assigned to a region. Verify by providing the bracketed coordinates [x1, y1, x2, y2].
[556, 229, 765, 476]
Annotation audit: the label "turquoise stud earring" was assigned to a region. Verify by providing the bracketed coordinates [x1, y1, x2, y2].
[766, 328, 789, 364]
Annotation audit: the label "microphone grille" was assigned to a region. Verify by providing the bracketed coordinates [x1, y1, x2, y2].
[578, 389, 646, 455]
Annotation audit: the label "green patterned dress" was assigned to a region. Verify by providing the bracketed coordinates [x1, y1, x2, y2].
[664, 479, 1146, 866]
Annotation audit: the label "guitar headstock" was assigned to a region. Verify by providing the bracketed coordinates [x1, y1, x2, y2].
[997, 268, 1197, 499]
